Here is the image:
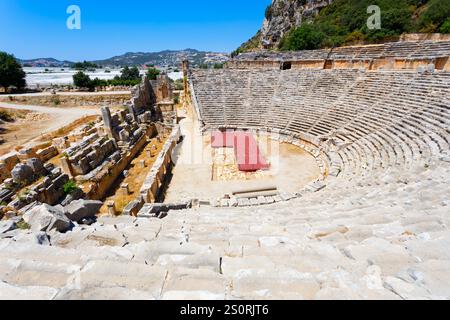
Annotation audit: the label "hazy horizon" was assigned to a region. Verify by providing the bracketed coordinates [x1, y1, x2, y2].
[16, 48, 230, 62]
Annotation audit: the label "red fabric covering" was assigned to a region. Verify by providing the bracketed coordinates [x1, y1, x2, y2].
[211, 131, 234, 148]
[233, 132, 270, 172]
[211, 130, 270, 172]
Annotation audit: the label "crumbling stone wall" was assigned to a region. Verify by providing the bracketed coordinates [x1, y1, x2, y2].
[0, 153, 20, 183]
[128, 75, 157, 122]
[123, 125, 180, 216]
[85, 124, 157, 201]
[139, 126, 181, 204]
[0, 159, 71, 211]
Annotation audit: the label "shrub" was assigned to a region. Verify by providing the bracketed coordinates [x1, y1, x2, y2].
[16, 219, 31, 230]
[344, 30, 365, 44]
[63, 180, 78, 195]
[174, 79, 184, 90]
[51, 95, 61, 106]
[280, 24, 326, 51]
[440, 19, 450, 33]
[0, 110, 14, 122]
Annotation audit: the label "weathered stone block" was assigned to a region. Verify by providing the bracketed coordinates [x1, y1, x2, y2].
[26, 158, 44, 176]
[11, 163, 34, 184]
[64, 199, 103, 222]
[23, 204, 72, 233]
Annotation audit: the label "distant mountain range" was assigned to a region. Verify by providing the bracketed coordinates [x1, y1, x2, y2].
[19, 58, 74, 68]
[19, 49, 230, 68]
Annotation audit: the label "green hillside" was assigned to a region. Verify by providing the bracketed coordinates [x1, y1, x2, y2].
[280, 0, 450, 51]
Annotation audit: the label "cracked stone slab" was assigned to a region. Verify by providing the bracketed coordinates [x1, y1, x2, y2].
[0, 281, 58, 300]
[161, 268, 227, 300]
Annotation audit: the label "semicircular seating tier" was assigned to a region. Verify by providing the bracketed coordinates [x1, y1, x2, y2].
[190, 69, 450, 179]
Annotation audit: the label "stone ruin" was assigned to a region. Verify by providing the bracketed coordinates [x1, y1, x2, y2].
[128, 75, 158, 121]
[1, 42, 450, 300]
[0, 157, 72, 213]
[0, 74, 178, 233]
[229, 39, 450, 71]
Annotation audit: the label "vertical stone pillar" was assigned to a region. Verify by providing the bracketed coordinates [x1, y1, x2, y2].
[182, 59, 190, 105]
[101, 106, 114, 139]
[60, 157, 74, 178]
[128, 103, 139, 124]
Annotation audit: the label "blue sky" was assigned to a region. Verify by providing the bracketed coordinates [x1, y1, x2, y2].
[0, 0, 271, 61]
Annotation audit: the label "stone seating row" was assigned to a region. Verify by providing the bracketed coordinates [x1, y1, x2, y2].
[190, 68, 449, 179]
[232, 40, 450, 63]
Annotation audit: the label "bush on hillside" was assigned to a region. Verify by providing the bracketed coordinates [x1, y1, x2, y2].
[280, 23, 326, 51]
[418, 0, 450, 32]
[276, 0, 450, 51]
[441, 19, 450, 33]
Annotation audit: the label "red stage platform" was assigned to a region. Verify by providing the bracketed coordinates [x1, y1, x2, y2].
[211, 131, 270, 172]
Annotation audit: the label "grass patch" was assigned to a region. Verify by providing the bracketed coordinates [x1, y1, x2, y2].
[16, 219, 31, 230]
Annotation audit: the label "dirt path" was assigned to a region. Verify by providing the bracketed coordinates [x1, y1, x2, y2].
[1, 91, 131, 98]
[0, 102, 100, 155]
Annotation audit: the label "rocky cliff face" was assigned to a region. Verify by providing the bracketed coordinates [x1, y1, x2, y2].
[243, 0, 334, 51]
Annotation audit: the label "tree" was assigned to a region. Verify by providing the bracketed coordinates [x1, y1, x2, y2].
[280, 24, 325, 51]
[146, 67, 160, 80]
[73, 61, 98, 70]
[120, 66, 140, 80]
[73, 71, 93, 89]
[0, 52, 26, 91]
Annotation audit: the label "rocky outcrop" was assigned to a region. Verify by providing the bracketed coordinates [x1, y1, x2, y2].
[241, 0, 333, 50]
[22, 204, 72, 233]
